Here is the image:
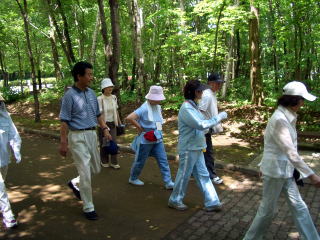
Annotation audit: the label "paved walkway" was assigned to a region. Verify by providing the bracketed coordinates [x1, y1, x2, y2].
[164, 173, 320, 240]
[2, 130, 320, 239]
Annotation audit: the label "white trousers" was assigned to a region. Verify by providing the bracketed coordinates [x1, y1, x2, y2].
[0, 165, 15, 221]
[68, 130, 101, 213]
[243, 176, 320, 240]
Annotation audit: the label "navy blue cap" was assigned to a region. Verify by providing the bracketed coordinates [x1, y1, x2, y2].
[208, 73, 225, 83]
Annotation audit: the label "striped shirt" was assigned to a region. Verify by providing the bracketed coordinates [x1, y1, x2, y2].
[59, 86, 101, 130]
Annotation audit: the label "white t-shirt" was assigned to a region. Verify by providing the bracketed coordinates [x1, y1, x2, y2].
[198, 88, 223, 133]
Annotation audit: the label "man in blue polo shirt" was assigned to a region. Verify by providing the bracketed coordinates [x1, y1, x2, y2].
[59, 61, 111, 220]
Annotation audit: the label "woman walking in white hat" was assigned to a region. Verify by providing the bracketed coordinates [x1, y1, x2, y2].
[243, 81, 320, 240]
[126, 86, 174, 189]
[97, 78, 122, 169]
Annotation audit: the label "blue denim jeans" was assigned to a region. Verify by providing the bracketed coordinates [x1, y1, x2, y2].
[169, 150, 221, 208]
[130, 142, 172, 184]
[243, 176, 320, 240]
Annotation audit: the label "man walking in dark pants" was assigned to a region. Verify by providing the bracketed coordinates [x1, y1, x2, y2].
[199, 73, 225, 184]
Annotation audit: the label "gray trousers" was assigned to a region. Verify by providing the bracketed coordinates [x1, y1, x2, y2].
[98, 122, 118, 165]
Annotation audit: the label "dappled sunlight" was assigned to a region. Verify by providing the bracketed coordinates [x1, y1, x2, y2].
[38, 184, 71, 202]
[8, 189, 28, 203]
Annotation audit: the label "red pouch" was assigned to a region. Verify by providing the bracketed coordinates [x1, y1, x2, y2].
[144, 130, 157, 142]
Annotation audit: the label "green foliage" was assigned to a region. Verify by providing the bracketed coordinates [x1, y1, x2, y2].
[0, 86, 24, 103]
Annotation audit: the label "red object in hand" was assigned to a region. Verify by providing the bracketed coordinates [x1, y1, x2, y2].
[144, 130, 157, 142]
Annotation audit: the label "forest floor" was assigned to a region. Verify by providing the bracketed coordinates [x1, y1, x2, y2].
[7, 99, 320, 167]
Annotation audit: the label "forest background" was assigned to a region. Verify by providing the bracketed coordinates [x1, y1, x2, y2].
[0, 0, 319, 155]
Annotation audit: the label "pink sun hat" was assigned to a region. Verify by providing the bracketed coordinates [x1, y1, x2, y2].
[145, 86, 165, 101]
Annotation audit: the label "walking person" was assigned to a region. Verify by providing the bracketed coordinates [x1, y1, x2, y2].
[59, 61, 112, 220]
[243, 81, 320, 240]
[0, 94, 21, 228]
[198, 73, 225, 184]
[126, 86, 174, 189]
[97, 78, 122, 169]
[168, 80, 228, 211]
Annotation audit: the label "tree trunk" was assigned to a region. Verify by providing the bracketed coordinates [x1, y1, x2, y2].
[56, 0, 76, 64]
[128, 0, 146, 100]
[97, 0, 112, 76]
[16, 38, 24, 93]
[16, 0, 41, 122]
[108, 0, 121, 92]
[48, 13, 63, 81]
[45, 0, 73, 68]
[212, 1, 226, 70]
[90, 9, 100, 65]
[73, 2, 85, 60]
[222, 31, 235, 98]
[249, 3, 264, 105]
[0, 49, 9, 87]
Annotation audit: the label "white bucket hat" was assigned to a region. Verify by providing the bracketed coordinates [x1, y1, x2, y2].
[283, 81, 317, 101]
[145, 86, 165, 101]
[101, 78, 114, 90]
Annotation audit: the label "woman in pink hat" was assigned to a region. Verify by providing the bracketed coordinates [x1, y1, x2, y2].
[126, 86, 174, 189]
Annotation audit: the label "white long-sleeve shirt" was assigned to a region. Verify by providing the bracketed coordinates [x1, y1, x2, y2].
[260, 105, 313, 179]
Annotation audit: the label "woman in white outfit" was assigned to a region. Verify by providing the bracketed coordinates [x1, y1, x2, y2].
[97, 78, 122, 169]
[0, 95, 21, 228]
[243, 81, 320, 240]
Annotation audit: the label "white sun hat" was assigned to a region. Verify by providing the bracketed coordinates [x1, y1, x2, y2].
[283, 81, 317, 101]
[101, 78, 114, 90]
[145, 86, 165, 101]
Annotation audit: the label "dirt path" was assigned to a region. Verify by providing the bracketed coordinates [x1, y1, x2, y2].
[1, 133, 233, 240]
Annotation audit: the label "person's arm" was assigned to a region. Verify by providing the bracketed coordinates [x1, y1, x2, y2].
[97, 114, 112, 140]
[59, 121, 69, 157]
[272, 119, 315, 178]
[179, 104, 227, 130]
[126, 112, 144, 134]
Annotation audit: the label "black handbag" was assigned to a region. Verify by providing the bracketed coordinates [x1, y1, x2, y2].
[116, 124, 125, 136]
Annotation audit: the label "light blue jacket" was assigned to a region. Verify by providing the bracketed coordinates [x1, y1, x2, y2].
[178, 100, 221, 152]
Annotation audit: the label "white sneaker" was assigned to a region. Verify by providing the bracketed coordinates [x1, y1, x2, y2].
[3, 218, 18, 229]
[212, 176, 223, 184]
[101, 162, 110, 168]
[110, 163, 120, 169]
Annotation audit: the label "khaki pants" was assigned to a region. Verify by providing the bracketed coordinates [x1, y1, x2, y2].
[68, 130, 101, 212]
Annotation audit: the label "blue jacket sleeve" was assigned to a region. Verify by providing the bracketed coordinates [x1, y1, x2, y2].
[179, 105, 220, 130]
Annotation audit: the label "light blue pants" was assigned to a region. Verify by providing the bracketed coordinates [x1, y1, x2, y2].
[0, 166, 15, 222]
[243, 176, 320, 240]
[130, 142, 172, 184]
[169, 150, 220, 208]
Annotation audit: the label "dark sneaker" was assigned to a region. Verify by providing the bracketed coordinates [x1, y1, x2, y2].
[67, 181, 81, 200]
[84, 211, 98, 220]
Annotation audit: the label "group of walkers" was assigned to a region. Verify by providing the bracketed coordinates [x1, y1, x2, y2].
[0, 60, 320, 240]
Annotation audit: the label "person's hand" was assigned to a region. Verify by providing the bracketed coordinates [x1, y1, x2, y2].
[308, 174, 320, 188]
[216, 111, 228, 123]
[103, 129, 112, 141]
[137, 126, 144, 134]
[59, 141, 68, 157]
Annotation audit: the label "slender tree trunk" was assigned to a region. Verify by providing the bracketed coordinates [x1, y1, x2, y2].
[97, 0, 112, 76]
[212, 1, 226, 70]
[267, 0, 279, 91]
[90, 9, 100, 65]
[48, 14, 63, 81]
[16, 38, 24, 93]
[45, 0, 73, 68]
[128, 0, 146, 100]
[56, 0, 76, 64]
[73, 2, 85, 60]
[222, 31, 235, 98]
[249, 2, 264, 105]
[0, 49, 9, 87]
[108, 0, 121, 90]
[16, 0, 41, 122]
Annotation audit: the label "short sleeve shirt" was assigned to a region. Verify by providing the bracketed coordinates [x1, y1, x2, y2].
[59, 86, 100, 130]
